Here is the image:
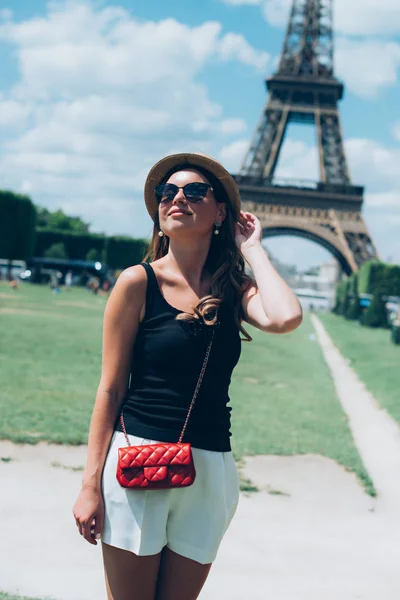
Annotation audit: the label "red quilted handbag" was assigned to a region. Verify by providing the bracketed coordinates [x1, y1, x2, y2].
[116, 332, 214, 490]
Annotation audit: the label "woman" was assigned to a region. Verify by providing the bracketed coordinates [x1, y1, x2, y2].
[73, 152, 303, 600]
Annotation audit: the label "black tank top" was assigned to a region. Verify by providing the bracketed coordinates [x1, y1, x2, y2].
[115, 262, 242, 452]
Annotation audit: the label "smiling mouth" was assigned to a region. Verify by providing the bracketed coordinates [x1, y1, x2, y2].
[169, 211, 189, 216]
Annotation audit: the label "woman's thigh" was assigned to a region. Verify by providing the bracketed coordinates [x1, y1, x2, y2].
[102, 541, 161, 600]
[155, 547, 212, 600]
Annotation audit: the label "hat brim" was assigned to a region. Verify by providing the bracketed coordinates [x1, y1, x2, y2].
[144, 152, 241, 222]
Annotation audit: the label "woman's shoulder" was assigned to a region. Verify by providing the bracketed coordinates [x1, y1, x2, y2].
[117, 263, 148, 289]
[108, 264, 148, 312]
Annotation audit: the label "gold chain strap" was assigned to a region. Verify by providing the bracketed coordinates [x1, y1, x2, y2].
[178, 331, 214, 443]
[120, 330, 215, 447]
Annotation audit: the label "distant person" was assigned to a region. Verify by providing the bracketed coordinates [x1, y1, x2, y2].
[73, 152, 303, 599]
[49, 271, 61, 294]
[65, 270, 73, 290]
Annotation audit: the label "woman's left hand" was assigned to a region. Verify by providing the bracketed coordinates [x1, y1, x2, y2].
[235, 211, 262, 253]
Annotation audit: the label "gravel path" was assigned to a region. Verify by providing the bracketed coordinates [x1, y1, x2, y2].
[311, 314, 400, 512]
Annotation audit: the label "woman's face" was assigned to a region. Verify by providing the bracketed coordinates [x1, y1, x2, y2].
[158, 168, 226, 239]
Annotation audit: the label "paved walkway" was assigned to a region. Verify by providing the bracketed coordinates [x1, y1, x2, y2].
[311, 314, 400, 512]
[1, 316, 400, 599]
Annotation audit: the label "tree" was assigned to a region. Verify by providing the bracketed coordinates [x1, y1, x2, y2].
[341, 280, 351, 317]
[0, 190, 36, 278]
[86, 248, 101, 262]
[44, 242, 68, 259]
[345, 275, 362, 320]
[360, 288, 389, 328]
[35, 206, 90, 233]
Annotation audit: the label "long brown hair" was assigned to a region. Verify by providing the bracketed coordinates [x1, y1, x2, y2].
[143, 165, 253, 341]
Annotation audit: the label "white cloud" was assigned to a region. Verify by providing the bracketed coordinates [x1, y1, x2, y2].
[0, 7, 268, 98]
[0, 98, 31, 129]
[336, 39, 400, 98]
[0, 2, 267, 237]
[218, 118, 247, 135]
[260, 0, 291, 28]
[365, 192, 400, 208]
[219, 138, 320, 179]
[217, 32, 270, 71]
[392, 122, 400, 142]
[334, 0, 400, 36]
[218, 139, 249, 171]
[274, 140, 319, 181]
[345, 138, 400, 191]
[0, 8, 12, 21]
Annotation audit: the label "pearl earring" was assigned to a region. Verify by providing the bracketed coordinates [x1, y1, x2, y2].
[158, 230, 164, 237]
[214, 221, 222, 235]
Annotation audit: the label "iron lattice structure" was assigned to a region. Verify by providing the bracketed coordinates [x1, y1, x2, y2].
[234, 0, 378, 274]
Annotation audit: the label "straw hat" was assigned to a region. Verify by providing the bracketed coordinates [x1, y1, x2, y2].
[144, 152, 241, 222]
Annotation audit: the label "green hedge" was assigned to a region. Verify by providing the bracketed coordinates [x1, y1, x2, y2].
[334, 279, 350, 315]
[358, 261, 400, 296]
[345, 274, 361, 320]
[0, 190, 36, 260]
[360, 287, 389, 328]
[106, 236, 148, 270]
[333, 260, 400, 328]
[35, 228, 106, 260]
[34, 229, 148, 270]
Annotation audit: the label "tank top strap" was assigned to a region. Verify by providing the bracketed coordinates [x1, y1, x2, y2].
[139, 262, 165, 315]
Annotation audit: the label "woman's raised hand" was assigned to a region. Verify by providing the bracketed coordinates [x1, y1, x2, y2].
[234, 211, 262, 254]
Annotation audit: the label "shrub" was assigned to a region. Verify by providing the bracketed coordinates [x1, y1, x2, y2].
[345, 275, 361, 320]
[44, 242, 68, 259]
[360, 288, 389, 328]
[86, 248, 101, 262]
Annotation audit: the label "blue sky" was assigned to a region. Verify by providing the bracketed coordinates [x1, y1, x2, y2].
[1, 0, 400, 269]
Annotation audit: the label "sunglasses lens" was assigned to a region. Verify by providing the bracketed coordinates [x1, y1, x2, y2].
[184, 183, 210, 202]
[154, 182, 210, 204]
[155, 183, 178, 203]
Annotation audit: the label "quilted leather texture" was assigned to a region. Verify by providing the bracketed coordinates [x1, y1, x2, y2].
[116, 442, 196, 489]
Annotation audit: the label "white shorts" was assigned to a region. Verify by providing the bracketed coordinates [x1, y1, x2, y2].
[101, 431, 240, 565]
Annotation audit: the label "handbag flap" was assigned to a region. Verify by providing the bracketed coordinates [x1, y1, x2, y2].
[143, 466, 168, 481]
[118, 443, 192, 471]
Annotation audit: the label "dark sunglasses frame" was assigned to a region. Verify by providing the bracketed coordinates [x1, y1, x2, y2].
[154, 182, 213, 204]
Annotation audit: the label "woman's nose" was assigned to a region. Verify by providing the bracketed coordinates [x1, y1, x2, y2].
[172, 188, 187, 203]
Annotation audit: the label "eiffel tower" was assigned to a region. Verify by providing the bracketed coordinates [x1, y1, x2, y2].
[234, 0, 379, 274]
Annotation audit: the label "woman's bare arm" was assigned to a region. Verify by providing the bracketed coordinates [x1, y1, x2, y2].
[241, 246, 303, 334]
[73, 264, 147, 544]
[236, 212, 303, 334]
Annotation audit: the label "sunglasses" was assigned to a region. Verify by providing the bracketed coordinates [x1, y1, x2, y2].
[154, 182, 213, 204]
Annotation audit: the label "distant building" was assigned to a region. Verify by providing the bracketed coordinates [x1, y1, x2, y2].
[293, 260, 340, 309]
[293, 288, 331, 311]
[248, 247, 340, 311]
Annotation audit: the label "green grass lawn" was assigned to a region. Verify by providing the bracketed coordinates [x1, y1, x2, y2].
[319, 313, 400, 424]
[0, 281, 106, 444]
[0, 281, 374, 494]
[0, 595, 52, 600]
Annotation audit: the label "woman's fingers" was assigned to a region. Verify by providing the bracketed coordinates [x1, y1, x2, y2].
[74, 513, 99, 545]
[82, 518, 97, 545]
[93, 510, 104, 539]
[75, 517, 83, 537]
